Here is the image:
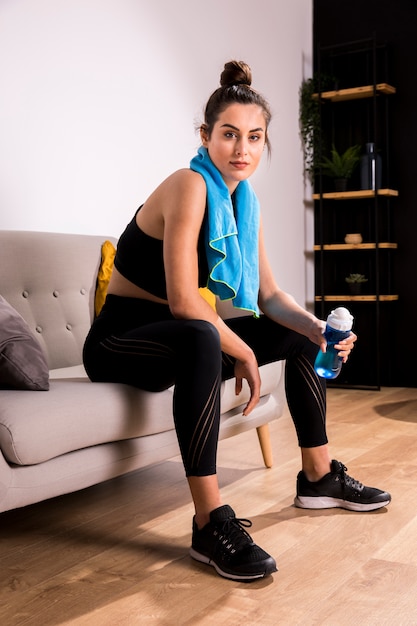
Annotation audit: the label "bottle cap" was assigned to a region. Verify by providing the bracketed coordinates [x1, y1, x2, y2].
[327, 307, 353, 331]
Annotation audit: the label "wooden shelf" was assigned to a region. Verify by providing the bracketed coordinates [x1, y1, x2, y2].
[312, 83, 396, 102]
[315, 295, 399, 302]
[313, 189, 398, 200]
[314, 243, 398, 251]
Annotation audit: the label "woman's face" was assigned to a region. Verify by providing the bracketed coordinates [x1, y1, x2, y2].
[201, 103, 267, 193]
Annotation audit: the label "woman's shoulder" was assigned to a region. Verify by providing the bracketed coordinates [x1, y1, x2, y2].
[164, 168, 207, 193]
[151, 168, 207, 211]
[143, 167, 207, 225]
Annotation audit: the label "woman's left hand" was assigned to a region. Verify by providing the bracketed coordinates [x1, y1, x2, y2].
[335, 332, 358, 363]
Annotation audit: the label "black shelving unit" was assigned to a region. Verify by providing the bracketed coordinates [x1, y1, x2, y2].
[314, 36, 398, 389]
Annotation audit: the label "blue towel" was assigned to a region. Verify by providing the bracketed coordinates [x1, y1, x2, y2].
[190, 147, 260, 317]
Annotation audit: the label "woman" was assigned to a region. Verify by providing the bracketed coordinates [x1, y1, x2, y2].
[83, 60, 391, 582]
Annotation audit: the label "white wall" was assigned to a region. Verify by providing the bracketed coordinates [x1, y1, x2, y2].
[0, 0, 312, 306]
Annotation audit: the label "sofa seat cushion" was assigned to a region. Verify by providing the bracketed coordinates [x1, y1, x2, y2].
[0, 380, 174, 466]
[0, 362, 282, 466]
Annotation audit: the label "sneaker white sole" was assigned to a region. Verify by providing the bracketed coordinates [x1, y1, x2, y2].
[294, 495, 391, 512]
[189, 547, 274, 581]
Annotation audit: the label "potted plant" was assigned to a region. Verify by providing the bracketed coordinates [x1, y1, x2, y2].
[299, 74, 338, 185]
[299, 77, 320, 185]
[320, 144, 361, 191]
[345, 273, 368, 295]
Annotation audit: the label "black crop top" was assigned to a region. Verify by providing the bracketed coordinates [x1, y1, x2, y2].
[114, 207, 209, 299]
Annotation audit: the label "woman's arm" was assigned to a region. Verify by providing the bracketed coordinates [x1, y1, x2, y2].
[258, 218, 356, 359]
[162, 170, 261, 413]
[162, 170, 251, 357]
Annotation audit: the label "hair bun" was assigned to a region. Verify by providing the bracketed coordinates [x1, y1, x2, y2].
[220, 60, 252, 88]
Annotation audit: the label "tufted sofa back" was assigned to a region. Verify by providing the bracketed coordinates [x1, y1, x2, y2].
[0, 231, 116, 370]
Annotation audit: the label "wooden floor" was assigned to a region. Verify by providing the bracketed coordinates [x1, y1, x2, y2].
[1, 387, 417, 625]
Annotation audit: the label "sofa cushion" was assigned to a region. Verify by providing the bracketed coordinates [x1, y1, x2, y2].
[0, 361, 282, 466]
[94, 240, 116, 317]
[0, 380, 174, 465]
[0, 296, 49, 391]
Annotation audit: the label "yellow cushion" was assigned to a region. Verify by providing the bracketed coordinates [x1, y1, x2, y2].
[199, 287, 216, 311]
[95, 240, 116, 317]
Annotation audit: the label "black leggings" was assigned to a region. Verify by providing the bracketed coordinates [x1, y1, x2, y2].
[83, 295, 327, 477]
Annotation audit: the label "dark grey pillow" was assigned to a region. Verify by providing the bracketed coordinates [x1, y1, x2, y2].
[0, 296, 49, 390]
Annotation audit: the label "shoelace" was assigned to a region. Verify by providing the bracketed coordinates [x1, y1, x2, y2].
[214, 516, 253, 553]
[339, 463, 364, 492]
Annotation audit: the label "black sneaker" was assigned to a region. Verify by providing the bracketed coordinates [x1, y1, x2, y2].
[294, 459, 391, 512]
[189, 504, 277, 581]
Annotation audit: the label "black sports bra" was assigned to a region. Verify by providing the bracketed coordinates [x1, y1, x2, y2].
[114, 207, 209, 299]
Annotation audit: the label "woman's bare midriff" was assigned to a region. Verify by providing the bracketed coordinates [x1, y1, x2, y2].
[107, 266, 169, 305]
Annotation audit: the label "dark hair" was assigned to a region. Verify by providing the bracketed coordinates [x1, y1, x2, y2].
[202, 60, 272, 154]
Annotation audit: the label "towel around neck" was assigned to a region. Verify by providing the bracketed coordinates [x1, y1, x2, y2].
[190, 146, 260, 317]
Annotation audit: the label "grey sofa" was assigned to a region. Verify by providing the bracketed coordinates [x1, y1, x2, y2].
[0, 230, 285, 514]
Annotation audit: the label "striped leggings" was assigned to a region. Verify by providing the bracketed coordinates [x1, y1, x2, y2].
[83, 295, 327, 477]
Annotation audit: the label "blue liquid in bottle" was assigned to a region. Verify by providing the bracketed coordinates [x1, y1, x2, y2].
[314, 308, 353, 379]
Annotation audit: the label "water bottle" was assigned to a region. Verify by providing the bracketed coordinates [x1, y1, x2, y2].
[314, 307, 354, 379]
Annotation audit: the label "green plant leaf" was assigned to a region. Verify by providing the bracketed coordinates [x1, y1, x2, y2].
[345, 273, 368, 283]
[320, 144, 362, 178]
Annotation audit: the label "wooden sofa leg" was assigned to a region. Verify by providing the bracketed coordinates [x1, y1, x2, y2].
[256, 423, 273, 468]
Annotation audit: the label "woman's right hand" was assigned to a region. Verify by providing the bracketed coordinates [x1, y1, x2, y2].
[234, 353, 261, 416]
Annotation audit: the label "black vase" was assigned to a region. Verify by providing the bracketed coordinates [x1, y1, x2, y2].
[360, 143, 382, 190]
